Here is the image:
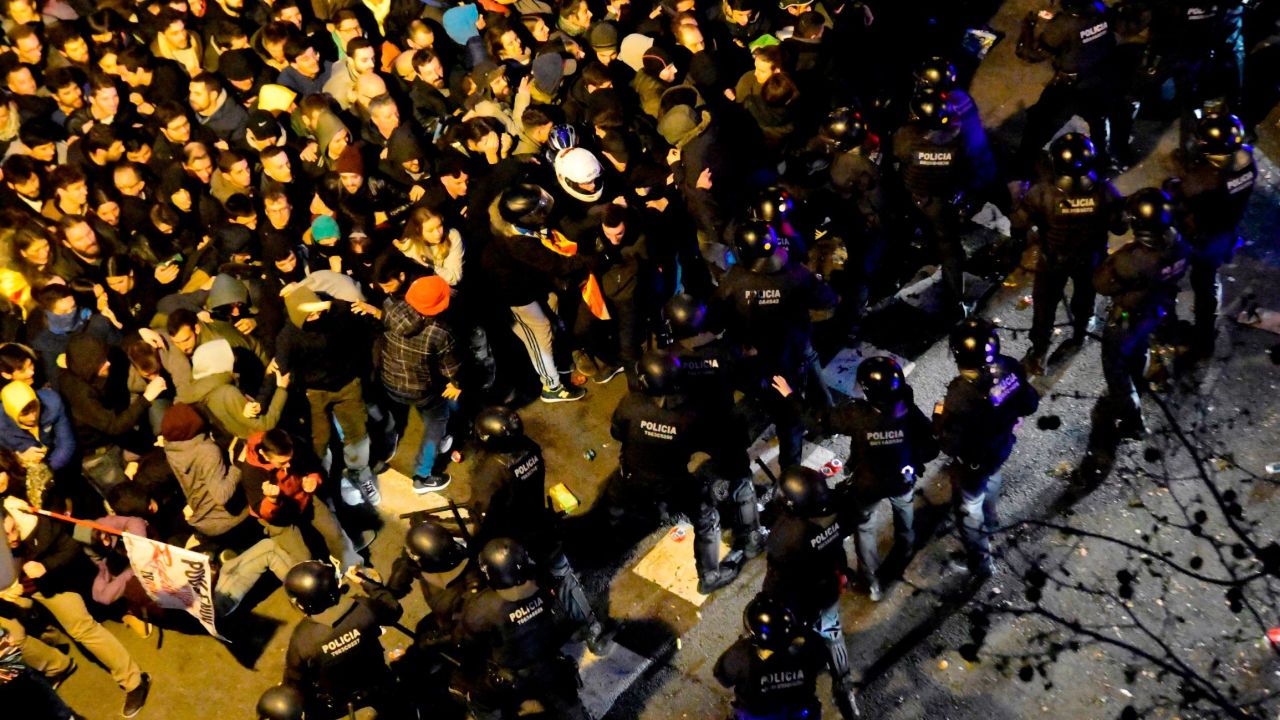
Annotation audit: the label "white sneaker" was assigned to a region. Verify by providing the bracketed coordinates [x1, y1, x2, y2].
[357, 473, 382, 505]
[339, 477, 363, 506]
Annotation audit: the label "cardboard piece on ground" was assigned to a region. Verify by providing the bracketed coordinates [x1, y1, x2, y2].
[571, 642, 654, 719]
[898, 269, 993, 313]
[631, 524, 730, 606]
[377, 467, 467, 518]
[821, 345, 915, 398]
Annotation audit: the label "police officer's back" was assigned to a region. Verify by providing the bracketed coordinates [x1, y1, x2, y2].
[610, 351, 714, 491]
[1094, 191, 1191, 323]
[934, 321, 1040, 474]
[387, 522, 485, 649]
[765, 467, 847, 622]
[283, 561, 405, 718]
[714, 595, 829, 719]
[468, 407, 554, 552]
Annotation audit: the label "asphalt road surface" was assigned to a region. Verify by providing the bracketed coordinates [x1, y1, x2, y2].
[55, 0, 1280, 717]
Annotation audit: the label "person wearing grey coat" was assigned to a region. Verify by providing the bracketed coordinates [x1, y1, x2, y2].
[160, 403, 257, 547]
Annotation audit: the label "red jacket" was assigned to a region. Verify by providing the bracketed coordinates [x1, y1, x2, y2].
[236, 432, 323, 525]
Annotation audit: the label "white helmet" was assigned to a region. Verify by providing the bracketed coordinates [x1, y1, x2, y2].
[554, 147, 603, 202]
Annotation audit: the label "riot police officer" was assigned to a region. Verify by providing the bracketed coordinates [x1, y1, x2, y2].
[934, 320, 1040, 577]
[468, 406, 613, 654]
[1164, 114, 1257, 357]
[715, 221, 837, 468]
[282, 561, 409, 719]
[749, 185, 810, 262]
[714, 594, 840, 720]
[610, 349, 748, 593]
[257, 684, 306, 720]
[892, 90, 975, 315]
[664, 294, 765, 548]
[1016, 0, 1125, 173]
[764, 466, 859, 718]
[1011, 132, 1127, 375]
[914, 57, 997, 193]
[387, 521, 485, 652]
[1094, 189, 1191, 438]
[828, 356, 938, 600]
[458, 538, 589, 720]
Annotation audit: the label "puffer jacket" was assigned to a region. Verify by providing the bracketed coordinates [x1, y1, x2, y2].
[0, 387, 75, 472]
[163, 434, 250, 537]
[179, 372, 288, 441]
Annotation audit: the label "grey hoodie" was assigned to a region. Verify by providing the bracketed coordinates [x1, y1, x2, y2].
[163, 434, 249, 537]
[178, 340, 288, 439]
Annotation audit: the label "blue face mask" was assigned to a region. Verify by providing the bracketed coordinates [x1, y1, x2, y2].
[46, 307, 89, 335]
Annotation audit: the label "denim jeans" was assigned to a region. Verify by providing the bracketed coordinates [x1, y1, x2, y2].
[853, 486, 916, 585]
[952, 467, 1003, 570]
[388, 393, 454, 479]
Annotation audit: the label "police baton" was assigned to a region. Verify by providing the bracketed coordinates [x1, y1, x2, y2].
[348, 568, 463, 669]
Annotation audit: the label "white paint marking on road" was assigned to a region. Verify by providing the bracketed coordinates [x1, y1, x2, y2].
[631, 524, 730, 606]
[376, 467, 469, 518]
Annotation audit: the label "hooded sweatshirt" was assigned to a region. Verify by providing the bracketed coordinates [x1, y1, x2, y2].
[236, 432, 322, 525]
[0, 382, 75, 472]
[178, 339, 288, 439]
[164, 432, 250, 537]
[274, 286, 371, 391]
[3, 496, 94, 597]
[59, 336, 151, 452]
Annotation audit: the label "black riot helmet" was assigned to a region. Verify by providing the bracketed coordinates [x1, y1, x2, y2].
[636, 349, 681, 395]
[257, 685, 306, 720]
[750, 185, 794, 224]
[474, 406, 524, 449]
[913, 57, 957, 92]
[664, 293, 708, 340]
[1124, 187, 1174, 237]
[1049, 132, 1097, 178]
[1195, 113, 1245, 161]
[478, 537, 533, 590]
[1059, 0, 1101, 12]
[856, 356, 906, 406]
[949, 318, 1000, 370]
[733, 220, 780, 272]
[778, 465, 832, 517]
[498, 183, 554, 229]
[284, 561, 341, 615]
[406, 521, 467, 573]
[909, 89, 955, 130]
[818, 106, 867, 152]
[744, 594, 798, 650]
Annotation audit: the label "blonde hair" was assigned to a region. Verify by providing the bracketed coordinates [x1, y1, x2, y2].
[398, 206, 451, 268]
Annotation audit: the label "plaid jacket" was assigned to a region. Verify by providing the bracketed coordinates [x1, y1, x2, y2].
[379, 297, 462, 401]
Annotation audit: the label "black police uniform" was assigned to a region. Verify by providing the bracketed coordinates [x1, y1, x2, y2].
[933, 355, 1040, 573]
[388, 551, 486, 648]
[1018, 1, 1123, 169]
[829, 388, 939, 586]
[715, 261, 837, 467]
[714, 633, 829, 720]
[824, 135, 889, 321]
[283, 583, 406, 719]
[610, 387, 742, 586]
[469, 434, 606, 639]
[1094, 230, 1191, 431]
[1011, 169, 1126, 360]
[891, 118, 973, 308]
[457, 583, 589, 720]
[1130, 0, 1246, 148]
[764, 502, 858, 711]
[1167, 146, 1256, 352]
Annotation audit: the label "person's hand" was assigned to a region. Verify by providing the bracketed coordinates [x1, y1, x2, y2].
[300, 142, 319, 162]
[214, 140, 230, 151]
[442, 382, 461, 401]
[155, 263, 181, 285]
[261, 481, 279, 498]
[645, 197, 670, 212]
[18, 446, 47, 464]
[344, 565, 365, 585]
[183, 504, 194, 520]
[274, 367, 292, 389]
[499, 132, 513, 156]
[649, 3, 662, 17]
[862, 2, 874, 25]
[1012, 417, 1024, 433]
[301, 475, 318, 494]
[138, 101, 155, 115]
[696, 168, 713, 190]
[243, 400, 262, 418]
[518, 75, 530, 95]
[351, 301, 381, 319]
[611, 196, 627, 207]
[201, 275, 217, 291]
[143, 376, 168, 402]
[409, 185, 426, 202]
[328, 255, 343, 273]
[665, 147, 681, 166]
[234, 317, 257, 335]
[94, 285, 110, 312]
[196, 310, 213, 324]
[197, 235, 213, 251]
[723, 87, 736, 101]
[22, 562, 45, 579]
[138, 327, 166, 350]
[770, 375, 793, 398]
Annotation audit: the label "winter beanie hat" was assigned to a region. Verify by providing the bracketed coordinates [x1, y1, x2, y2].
[405, 276, 451, 316]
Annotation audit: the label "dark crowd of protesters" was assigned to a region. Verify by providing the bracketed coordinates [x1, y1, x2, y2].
[0, 0, 1275, 715]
